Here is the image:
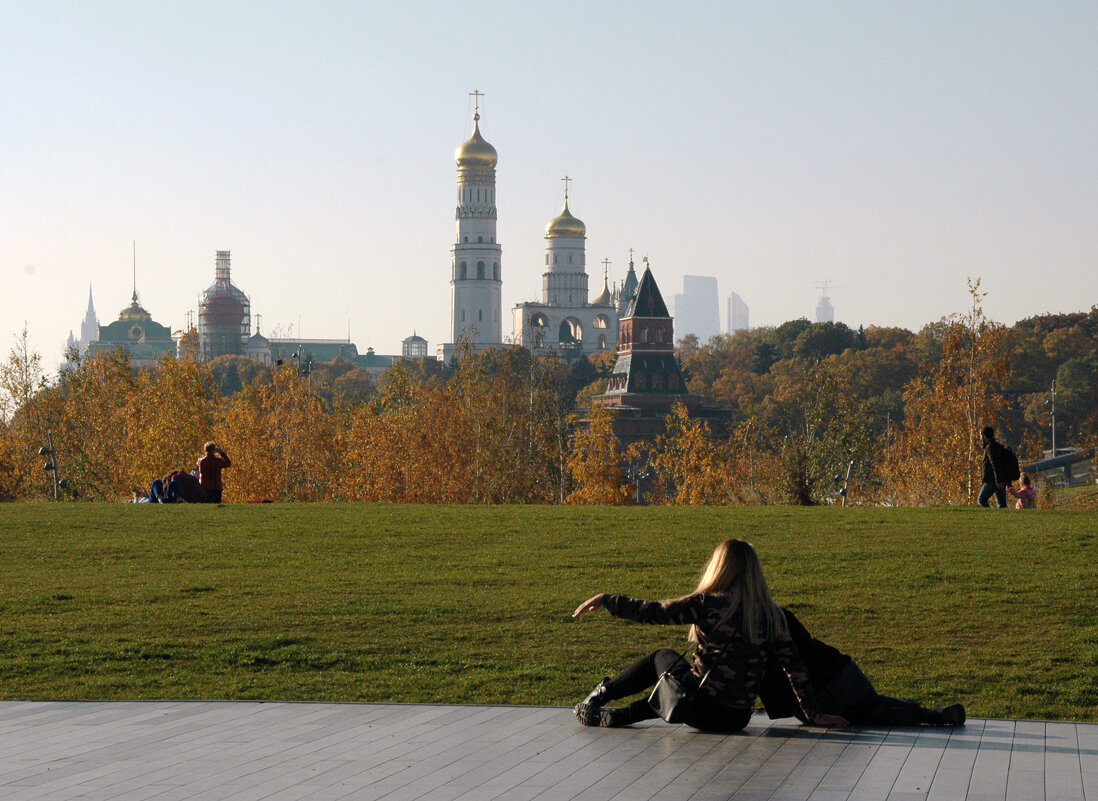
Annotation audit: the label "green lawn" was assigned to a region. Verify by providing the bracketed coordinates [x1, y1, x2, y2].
[1, 503, 1095, 721]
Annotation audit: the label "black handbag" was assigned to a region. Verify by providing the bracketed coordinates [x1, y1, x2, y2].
[648, 650, 709, 723]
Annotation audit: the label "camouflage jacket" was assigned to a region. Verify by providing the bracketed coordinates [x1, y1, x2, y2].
[603, 592, 817, 716]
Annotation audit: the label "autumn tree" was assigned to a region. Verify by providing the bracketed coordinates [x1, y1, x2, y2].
[761, 359, 879, 505]
[0, 328, 50, 499]
[219, 365, 338, 501]
[565, 404, 631, 504]
[881, 280, 1011, 505]
[45, 350, 137, 499]
[123, 355, 221, 489]
[645, 403, 733, 505]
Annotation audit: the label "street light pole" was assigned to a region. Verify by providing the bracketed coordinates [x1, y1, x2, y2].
[39, 429, 61, 501]
[1050, 380, 1057, 456]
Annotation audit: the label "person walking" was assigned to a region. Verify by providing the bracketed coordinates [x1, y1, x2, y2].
[196, 442, 231, 504]
[977, 426, 1011, 508]
[571, 539, 846, 731]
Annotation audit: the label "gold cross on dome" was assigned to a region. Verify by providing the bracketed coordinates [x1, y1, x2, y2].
[469, 89, 484, 114]
[561, 175, 572, 202]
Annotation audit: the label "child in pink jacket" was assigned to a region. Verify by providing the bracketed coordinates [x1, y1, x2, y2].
[1008, 473, 1037, 509]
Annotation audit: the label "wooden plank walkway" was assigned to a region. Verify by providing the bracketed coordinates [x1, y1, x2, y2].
[1, 701, 1096, 800]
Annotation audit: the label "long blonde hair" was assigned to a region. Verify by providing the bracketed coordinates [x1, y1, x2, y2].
[686, 539, 786, 645]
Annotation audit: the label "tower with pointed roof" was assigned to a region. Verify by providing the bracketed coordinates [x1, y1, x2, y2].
[593, 261, 728, 443]
[65, 285, 101, 363]
[439, 93, 503, 362]
[511, 179, 619, 357]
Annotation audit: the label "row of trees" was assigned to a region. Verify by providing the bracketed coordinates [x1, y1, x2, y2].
[3, 283, 1096, 504]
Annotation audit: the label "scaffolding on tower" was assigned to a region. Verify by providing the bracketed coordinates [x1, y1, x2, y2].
[198, 251, 251, 361]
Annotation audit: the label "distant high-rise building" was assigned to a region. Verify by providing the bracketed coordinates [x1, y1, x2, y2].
[816, 289, 835, 323]
[198, 251, 251, 362]
[726, 292, 749, 333]
[670, 275, 720, 343]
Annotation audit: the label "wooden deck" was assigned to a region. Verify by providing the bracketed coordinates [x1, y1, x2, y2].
[1, 701, 1095, 800]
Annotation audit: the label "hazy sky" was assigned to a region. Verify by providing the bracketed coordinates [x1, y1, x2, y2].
[4, 1, 1097, 371]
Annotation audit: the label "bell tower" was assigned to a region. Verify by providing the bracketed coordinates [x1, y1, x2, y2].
[443, 90, 502, 359]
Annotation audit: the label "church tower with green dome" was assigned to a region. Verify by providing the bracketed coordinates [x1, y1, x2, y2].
[440, 92, 502, 362]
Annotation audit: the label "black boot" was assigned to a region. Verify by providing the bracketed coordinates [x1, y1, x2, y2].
[573, 678, 614, 725]
[595, 700, 658, 728]
[927, 704, 966, 726]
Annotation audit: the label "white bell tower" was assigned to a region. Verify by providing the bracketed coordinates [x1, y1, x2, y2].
[441, 90, 502, 360]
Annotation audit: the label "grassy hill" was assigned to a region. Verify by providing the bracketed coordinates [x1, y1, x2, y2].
[1, 503, 1095, 721]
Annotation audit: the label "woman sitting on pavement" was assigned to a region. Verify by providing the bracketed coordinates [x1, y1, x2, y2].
[571, 539, 847, 731]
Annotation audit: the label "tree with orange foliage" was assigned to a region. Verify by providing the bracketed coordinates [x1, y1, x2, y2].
[47, 350, 137, 499]
[565, 404, 631, 504]
[0, 327, 49, 500]
[123, 355, 220, 492]
[646, 403, 733, 505]
[219, 365, 337, 501]
[881, 280, 1011, 505]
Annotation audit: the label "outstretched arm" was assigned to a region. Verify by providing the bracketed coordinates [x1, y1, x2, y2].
[572, 594, 606, 618]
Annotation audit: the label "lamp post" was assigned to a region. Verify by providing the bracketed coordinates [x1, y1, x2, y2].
[38, 429, 62, 501]
[1050, 380, 1057, 456]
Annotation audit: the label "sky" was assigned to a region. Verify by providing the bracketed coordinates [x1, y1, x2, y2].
[3, 1, 1098, 373]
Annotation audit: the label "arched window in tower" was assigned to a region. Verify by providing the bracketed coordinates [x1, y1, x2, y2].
[553, 254, 558, 265]
[656, 327, 664, 343]
[464, 236, 469, 243]
[479, 310, 483, 321]
[598, 334, 606, 350]
[545, 254, 549, 265]
[478, 236, 483, 243]
[635, 371, 645, 390]
[460, 261, 467, 280]
[641, 326, 649, 343]
[569, 255, 573, 264]
[477, 261, 485, 279]
[652, 373, 662, 390]
[493, 262, 499, 280]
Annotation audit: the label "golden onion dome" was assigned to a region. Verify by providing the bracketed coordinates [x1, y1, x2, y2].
[545, 201, 586, 238]
[592, 275, 612, 306]
[455, 113, 498, 168]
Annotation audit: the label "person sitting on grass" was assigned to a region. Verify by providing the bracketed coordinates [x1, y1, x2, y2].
[758, 607, 965, 727]
[571, 539, 847, 731]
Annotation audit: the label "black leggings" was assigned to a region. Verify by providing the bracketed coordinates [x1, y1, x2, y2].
[605, 648, 753, 732]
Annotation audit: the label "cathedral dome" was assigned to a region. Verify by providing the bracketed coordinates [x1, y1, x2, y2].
[118, 291, 152, 322]
[546, 201, 586, 238]
[592, 275, 612, 306]
[455, 114, 498, 168]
